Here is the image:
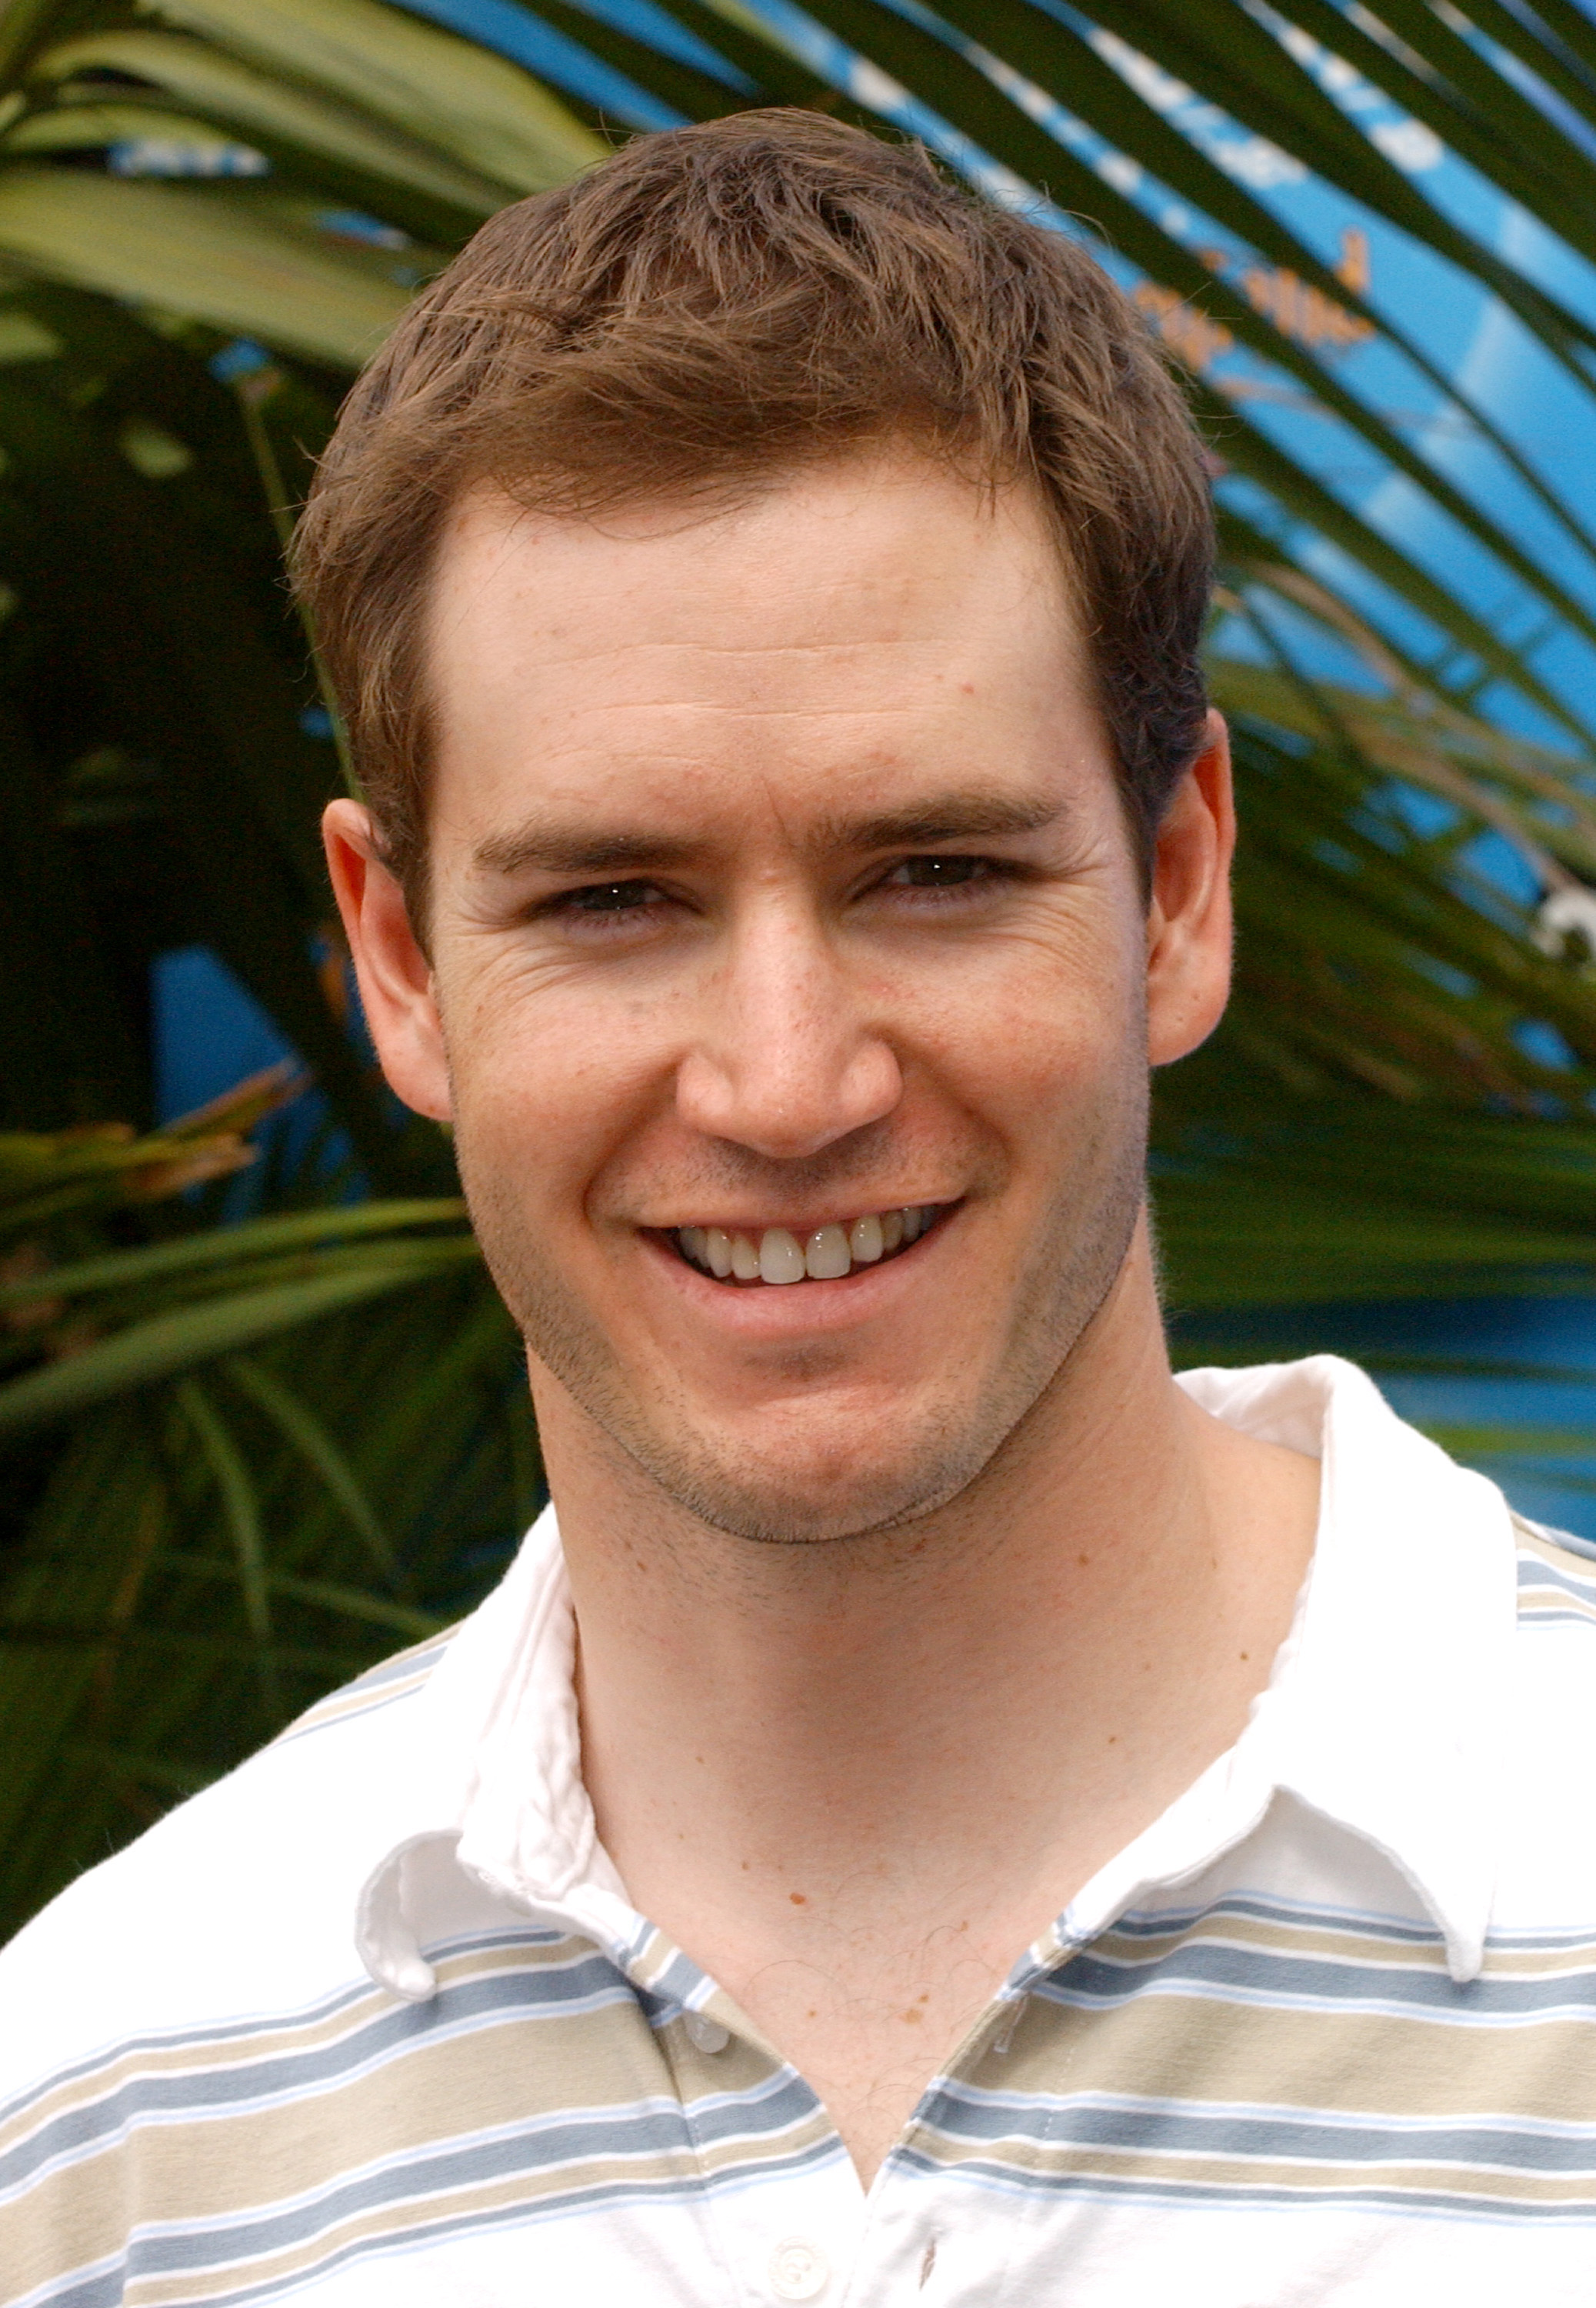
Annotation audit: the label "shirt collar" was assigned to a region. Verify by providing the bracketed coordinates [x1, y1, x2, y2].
[356, 1353, 1519, 2001]
[354, 1503, 629, 2000]
[1171, 1354, 1518, 1982]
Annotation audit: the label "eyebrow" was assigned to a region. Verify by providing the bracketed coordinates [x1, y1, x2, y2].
[470, 789, 1068, 880]
[471, 825, 699, 878]
[818, 792, 1067, 851]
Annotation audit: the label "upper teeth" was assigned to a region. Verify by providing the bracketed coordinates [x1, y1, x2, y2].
[675, 1206, 938, 1283]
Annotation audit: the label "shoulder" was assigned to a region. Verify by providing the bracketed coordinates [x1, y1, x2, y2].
[1509, 1509, 1596, 1633]
[268, 1619, 457, 1745]
[1485, 1512, 1596, 1915]
[0, 1624, 458, 2100]
[1501, 1510, 1596, 1803]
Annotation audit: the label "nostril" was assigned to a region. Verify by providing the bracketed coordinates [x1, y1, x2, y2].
[673, 1029, 903, 1162]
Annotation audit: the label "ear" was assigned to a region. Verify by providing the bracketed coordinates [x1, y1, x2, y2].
[1145, 709, 1235, 1068]
[322, 799, 453, 1122]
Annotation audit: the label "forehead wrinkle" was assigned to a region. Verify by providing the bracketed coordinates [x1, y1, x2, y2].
[585, 632, 981, 662]
[531, 699, 952, 730]
[463, 639, 998, 702]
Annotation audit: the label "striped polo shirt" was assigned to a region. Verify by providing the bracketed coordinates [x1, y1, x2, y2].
[5, 1352, 1596, 2306]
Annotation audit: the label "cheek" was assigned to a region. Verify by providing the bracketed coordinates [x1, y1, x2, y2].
[911, 914, 1146, 1130]
[438, 972, 675, 1216]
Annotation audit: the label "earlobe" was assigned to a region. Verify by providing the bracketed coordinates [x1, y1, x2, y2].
[1145, 710, 1236, 1069]
[321, 800, 454, 1124]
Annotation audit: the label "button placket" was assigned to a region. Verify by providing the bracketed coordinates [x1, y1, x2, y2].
[661, 2003, 863, 2305]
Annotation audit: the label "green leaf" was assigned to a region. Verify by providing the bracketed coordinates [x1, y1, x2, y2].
[175, 1375, 278, 1712]
[138, 0, 608, 193]
[32, 28, 507, 222]
[154, 1548, 441, 1636]
[221, 1353, 397, 1577]
[0, 167, 414, 363]
[0, 1246, 480, 1436]
[0, 1198, 470, 1306]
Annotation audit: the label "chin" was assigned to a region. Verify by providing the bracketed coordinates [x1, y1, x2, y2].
[624, 1421, 992, 1546]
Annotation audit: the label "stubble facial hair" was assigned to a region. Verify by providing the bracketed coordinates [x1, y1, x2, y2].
[451, 1047, 1151, 1551]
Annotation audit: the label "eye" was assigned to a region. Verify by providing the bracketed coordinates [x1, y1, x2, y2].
[566, 879, 661, 912]
[878, 855, 1002, 894]
[881, 849, 991, 882]
[535, 879, 675, 936]
[521, 872, 678, 937]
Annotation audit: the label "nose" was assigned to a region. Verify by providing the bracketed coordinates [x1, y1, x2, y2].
[675, 903, 903, 1160]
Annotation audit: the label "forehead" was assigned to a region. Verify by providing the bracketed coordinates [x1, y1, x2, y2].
[423, 451, 1107, 845]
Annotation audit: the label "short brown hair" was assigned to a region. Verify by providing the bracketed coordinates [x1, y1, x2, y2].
[295, 109, 1214, 919]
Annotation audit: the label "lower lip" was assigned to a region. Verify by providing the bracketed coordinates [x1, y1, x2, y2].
[641, 1212, 955, 1332]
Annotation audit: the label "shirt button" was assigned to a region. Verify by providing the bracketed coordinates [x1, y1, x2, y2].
[768, 2237, 829, 2299]
[684, 2012, 729, 2053]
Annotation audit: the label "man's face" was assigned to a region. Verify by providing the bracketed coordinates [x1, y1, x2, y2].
[351, 452, 1210, 1543]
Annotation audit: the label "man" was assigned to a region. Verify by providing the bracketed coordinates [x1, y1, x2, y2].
[5, 108, 1596, 2306]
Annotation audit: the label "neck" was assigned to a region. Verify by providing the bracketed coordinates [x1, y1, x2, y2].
[536, 1223, 1319, 1943]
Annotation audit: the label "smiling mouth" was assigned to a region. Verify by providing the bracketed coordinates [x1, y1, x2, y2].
[671, 1205, 949, 1285]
